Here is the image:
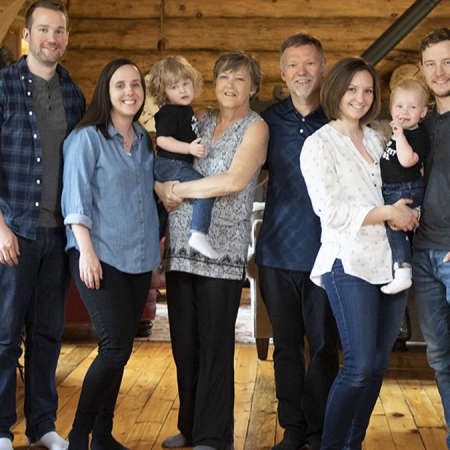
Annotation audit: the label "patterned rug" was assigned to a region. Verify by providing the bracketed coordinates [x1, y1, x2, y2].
[137, 301, 255, 344]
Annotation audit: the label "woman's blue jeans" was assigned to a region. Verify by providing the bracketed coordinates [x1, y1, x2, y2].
[321, 260, 408, 450]
[382, 179, 424, 266]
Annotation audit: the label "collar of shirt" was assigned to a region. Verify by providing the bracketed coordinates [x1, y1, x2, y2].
[107, 121, 146, 142]
[280, 95, 326, 119]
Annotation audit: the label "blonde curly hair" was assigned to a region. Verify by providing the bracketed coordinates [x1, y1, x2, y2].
[389, 78, 429, 110]
[147, 55, 203, 108]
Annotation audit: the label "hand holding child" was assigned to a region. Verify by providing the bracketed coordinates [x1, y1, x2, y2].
[189, 137, 206, 157]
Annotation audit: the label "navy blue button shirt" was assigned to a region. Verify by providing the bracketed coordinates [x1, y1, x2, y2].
[0, 56, 85, 240]
[255, 96, 329, 272]
[62, 123, 160, 274]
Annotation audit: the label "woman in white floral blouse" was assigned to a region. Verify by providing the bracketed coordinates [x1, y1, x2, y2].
[300, 57, 419, 450]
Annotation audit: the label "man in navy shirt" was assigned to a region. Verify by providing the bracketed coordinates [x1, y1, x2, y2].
[0, 2, 85, 450]
[255, 33, 339, 450]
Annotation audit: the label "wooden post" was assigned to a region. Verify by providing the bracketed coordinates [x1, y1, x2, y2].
[0, 0, 28, 45]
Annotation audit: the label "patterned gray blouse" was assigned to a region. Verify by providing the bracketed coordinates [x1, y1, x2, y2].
[162, 109, 262, 280]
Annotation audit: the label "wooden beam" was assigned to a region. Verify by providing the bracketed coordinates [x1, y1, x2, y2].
[0, 0, 28, 44]
[67, 0, 449, 20]
[68, 16, 447, 53]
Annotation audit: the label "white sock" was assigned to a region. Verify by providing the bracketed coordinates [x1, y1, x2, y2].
[381, 267, 412, 295]
[0, 437, 13, 450]
[30, 431, 68, 450]
[188, 232, 218, 259]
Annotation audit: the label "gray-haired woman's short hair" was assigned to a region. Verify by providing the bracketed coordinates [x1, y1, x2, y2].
[213, 51, 262, 100]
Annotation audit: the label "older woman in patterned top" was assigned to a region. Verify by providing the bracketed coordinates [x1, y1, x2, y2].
[155, 51, 268, 450]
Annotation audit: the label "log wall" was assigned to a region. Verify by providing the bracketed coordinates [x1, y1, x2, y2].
[7, 1, 450, 108]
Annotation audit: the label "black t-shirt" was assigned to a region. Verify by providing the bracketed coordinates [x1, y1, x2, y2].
[380, 124, 430, 184]
[155, 104, 197, 163]
[414, 108, 450, 251]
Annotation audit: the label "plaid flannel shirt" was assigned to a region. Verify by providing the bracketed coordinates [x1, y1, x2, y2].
[0, 56, 85, 240]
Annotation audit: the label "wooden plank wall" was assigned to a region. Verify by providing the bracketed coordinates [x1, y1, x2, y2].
[60, 0, 450, 107]
[8, 0, 450, 107]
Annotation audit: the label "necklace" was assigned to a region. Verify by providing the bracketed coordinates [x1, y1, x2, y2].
[123, 127, 135, 152]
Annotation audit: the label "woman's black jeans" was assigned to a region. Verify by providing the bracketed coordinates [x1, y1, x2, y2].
[68, 250, 152, 440]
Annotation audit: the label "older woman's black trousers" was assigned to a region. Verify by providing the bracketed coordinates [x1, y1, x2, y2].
[165, 270, 242, 450]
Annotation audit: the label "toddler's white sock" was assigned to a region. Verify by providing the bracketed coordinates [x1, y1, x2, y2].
[189, 232, 218, 259]
[381, 267, 412, 295]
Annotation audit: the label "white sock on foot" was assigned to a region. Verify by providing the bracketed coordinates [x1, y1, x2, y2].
[189, 232, 218, 259]
[162, 433, 189, 448]
[381, 267, 412, 295]
[0, 437, 13, 450]
[30, 431, 68, 450]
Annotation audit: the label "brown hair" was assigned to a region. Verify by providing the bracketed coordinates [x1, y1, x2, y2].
[419, 28, 450, 63]
[213, 51, 262, 100]
[147, 55, 203, 108]
[321, 57, 381, 125]
[76, 59, 146, 139]
[26, 0, 69, 31]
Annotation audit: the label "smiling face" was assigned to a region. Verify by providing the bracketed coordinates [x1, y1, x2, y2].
[109, 64, 144, 121]
[214, 66, 255, 111]
[421, 40, 450, 100]
[281, 44, 326, 102]
[23, 7, 68, 69]
[390, 87, 428, 130]
[339, 70, 374, 123]
[164, 78, 195, 106]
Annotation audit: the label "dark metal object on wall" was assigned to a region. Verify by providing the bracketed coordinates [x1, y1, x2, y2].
[361, 0, 442, 66]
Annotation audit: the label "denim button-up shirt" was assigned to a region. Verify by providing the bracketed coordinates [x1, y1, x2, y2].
[62, 123, 160, 274]
[0, 56, 85, 239]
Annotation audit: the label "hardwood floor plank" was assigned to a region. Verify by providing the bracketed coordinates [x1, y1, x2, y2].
[9, 336, 449, 450]
[378, 375, 426, 450]
[152, 407, 181, 449]
[244, 361, 278, 450]
[418, 427, 449, 450]
[399, 375, 444, 428]
[363, 414, 396, 450]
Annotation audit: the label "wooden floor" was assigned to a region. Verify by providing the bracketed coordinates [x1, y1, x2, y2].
[11, 328, 448, 450]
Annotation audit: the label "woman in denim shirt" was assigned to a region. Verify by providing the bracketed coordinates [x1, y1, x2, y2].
[61, 59, 160, 450]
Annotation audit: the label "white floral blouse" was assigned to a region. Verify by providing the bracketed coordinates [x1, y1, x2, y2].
[300, 123, 393, 287]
